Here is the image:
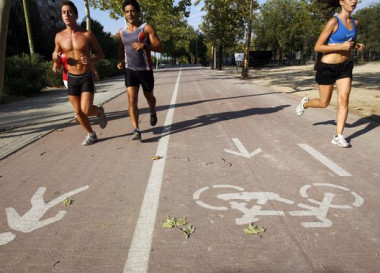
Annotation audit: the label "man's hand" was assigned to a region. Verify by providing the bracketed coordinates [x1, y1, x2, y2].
[131, 42, 145, 51]
[80, 53, 90, 65]
[355, 43, 365, 52]
[117, 62, 124, 70]
[52, 51, 61, 62]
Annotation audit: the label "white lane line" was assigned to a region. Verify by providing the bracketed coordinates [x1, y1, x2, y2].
[298, 144, 352, 177]
[123, 69, 182, 273]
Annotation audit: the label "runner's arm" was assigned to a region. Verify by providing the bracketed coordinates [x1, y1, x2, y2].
[145, 24, 163, 53]
[314, 18, 354, 53]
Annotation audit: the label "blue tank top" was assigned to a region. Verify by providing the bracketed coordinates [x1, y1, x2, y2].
[328, 15, 357, 44]
[119, 23, 152, 71]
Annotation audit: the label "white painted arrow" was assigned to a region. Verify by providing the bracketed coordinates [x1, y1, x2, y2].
[0, 231, 16, 246]
[5, 185, 89, 233]
[224, 138, 262, 158]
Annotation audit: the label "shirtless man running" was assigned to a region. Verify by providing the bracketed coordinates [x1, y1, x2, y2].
[52, 0, 107, 146]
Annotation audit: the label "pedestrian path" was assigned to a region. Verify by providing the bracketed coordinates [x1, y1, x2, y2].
[0, 75, 125, 160]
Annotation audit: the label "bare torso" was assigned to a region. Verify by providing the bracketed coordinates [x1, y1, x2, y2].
[56, 29, 92, 75]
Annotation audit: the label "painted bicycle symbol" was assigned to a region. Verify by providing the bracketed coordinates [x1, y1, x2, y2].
[193, 183, 364, 228]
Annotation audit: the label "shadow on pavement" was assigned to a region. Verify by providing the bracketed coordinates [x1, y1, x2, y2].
[142, 104, 290, 143]
[312, 114, 379, 141]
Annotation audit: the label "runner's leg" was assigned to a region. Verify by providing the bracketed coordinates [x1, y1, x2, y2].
[127, 86, 140, 129]
[335, 77, 352, 135]
[304, 84, 334, 109]
[69, 95, 93, 133]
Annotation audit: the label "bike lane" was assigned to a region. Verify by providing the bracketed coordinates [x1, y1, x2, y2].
[145, 67, 380, 273]
[0, 68, 181, 272]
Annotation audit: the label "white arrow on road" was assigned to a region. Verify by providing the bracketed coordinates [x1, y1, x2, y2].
[0, 230, 16, 246]
[224, 138, 262, 158]
[5, 185, 89, 233]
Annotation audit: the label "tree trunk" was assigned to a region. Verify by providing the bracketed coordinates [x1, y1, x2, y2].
[242, 0, 254, 79]
[22, 0, 34, 54]
[0, 0, 12, 101]
[217, 44, 222, 70]
[84, 0, 91, 31]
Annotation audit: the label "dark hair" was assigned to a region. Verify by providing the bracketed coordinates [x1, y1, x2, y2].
[122, 0, 140, 13]
[318, 0, 341, 15]
[61, 1, 78, 16]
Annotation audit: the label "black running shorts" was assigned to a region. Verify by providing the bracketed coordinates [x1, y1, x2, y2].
[315, 61, 353, 85]
[124, 68, 154, 92]
[67, 72, 95, 96]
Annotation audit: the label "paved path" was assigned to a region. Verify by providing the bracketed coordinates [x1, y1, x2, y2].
[0, 76, 126, 160]
[0, 66, 379, 273]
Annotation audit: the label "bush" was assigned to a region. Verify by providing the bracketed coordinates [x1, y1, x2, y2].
[95, 59, 123, 79]
[4, 54, 121, 97]
[43, 60, 64, 88]
[4, 54, 48, 96]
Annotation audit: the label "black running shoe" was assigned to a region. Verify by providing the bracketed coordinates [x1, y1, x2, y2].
[150, 113, 157, 126]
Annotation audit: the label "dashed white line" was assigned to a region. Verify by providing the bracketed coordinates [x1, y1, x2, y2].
[123, 69, 182, 273]
[298, 144, 352, 177]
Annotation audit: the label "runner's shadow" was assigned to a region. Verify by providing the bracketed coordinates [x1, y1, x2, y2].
[142, 104, 290, 143]
[313, 115, 379, 141]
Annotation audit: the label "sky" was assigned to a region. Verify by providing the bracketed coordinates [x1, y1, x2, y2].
[74, 0, 379, 35]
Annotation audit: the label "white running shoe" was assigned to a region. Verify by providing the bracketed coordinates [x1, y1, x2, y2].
[296, 97, 309, 116]
[331, 134, 351, 148]
[82, 132, 98, 146]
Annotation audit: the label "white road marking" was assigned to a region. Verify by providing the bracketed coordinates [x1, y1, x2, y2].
[124, 69, 182, 273]
[224, 138, 262, 158]
[6, 185, 89, 233]
[298, 144, 352, 177]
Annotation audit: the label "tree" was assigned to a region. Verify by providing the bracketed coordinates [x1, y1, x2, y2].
[355, 3, 380, 60]
[253, 0, 324, 61]
[196, 0, 245, 70]
[80, 18, 119, 59]
[236, 0, 259, 78]
[87, 0, 193, 63]
[0, 0, 12, 101]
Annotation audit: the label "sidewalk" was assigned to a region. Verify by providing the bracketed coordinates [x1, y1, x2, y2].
[0, 75, 126, 160]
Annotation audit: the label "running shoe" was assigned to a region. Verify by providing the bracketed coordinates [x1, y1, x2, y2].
[82, 132, 98, 146]
[331, 134, 351, 148]
[131, 129, 141, 140]
[74, 115, 79, 123]
[150, 113, 157, 126]
[296, 97, 309, 116]
[97, 106, 107, 129]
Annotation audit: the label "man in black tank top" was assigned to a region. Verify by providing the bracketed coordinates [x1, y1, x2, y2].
[117, 0, 163, 141]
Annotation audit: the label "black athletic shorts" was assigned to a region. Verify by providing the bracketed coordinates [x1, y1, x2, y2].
[67, 72, 95, 96]
[315, 61, 353, 85]
[124, 68, 154, 92]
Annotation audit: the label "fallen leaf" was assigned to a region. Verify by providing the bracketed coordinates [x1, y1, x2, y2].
[244, 223, 265, 236]
[180, 225, 195, 239]
[63, 198, 73, 206]
[162, 216, 176, 228]
[152, 155, 162, 160]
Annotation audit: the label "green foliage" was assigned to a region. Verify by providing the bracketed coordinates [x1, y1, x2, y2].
[244, 223, 266, 236]
[95, 59, 123, 79]
[88, 0, 197, 64]
[354, 3, 380, 52]
[253, 0, 325, 58]
[162, 216, 196, 239]
[4, 54, 48, 96]
[80, 18, 120, 59]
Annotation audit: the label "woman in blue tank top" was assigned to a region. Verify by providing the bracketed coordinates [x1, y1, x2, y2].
[296, 0, 364, 148]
